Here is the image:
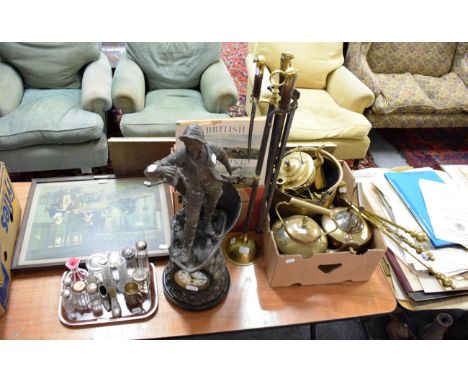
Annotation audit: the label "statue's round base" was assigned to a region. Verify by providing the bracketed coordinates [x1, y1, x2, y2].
[162, 252, 230, 311]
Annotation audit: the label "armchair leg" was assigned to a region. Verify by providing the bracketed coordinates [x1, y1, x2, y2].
[353, 159, 361, 169]
[81, 167, 92, 174]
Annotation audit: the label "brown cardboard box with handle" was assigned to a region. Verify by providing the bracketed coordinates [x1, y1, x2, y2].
[0, 163, 22, 317]
[263, 161, 386, 287]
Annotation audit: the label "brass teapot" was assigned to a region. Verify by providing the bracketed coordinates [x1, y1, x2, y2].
[321, 207, 372, 251]
[272, 202, 327, 258]
[276, 150, 324, 193]
[273, 147, 343, 218]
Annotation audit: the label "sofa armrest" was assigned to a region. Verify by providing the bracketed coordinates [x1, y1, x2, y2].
[345, 42, 380, 98]
[246, 52, 272, 115]
[0, 62, 24, 117]
[327, 66, 375, 113]
[81, 52, 112, 113]
[111, 52, 146, 113]
[451, 42, 467, 87]
[200, 60, 238, 113]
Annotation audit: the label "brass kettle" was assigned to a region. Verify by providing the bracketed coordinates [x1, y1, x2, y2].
[273, 147, 343, 220]
[276, 150, 325, 193]
[275, 197, 372, 252]
[321, 207, 372, 251]
[271, 202, 328, 258]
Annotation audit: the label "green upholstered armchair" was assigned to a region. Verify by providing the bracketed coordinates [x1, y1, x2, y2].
[246, 43, 375, 160]
[111, 42, 238, 137]
[345, 42, 468, 128]
[0, 42, 112, 173]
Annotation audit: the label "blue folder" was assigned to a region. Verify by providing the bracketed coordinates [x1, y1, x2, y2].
[384, 170, 453, 248]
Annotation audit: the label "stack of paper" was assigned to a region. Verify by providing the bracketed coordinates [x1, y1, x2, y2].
[354, 166, 468, 303]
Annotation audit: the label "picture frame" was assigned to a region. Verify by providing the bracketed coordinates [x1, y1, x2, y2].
[12, 175, 173, 270]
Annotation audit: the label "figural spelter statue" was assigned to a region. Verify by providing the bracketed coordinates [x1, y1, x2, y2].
[145, 124, 241, 310]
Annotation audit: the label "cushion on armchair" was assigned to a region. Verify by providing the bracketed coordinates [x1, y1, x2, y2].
[413, 73, 468, 114]
[372, 73, 436, 115]
[367, 42, 458, 77]
[249, 42, 343, 89]
[0, 89, 104, 150]
[119, 89, 228, 137]
[126, 42, 222, 91]
[0, 42, 101, 89]
[288, 89, 371, 141]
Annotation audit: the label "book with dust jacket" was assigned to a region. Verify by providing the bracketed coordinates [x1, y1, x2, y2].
[176, 117, 268, 188]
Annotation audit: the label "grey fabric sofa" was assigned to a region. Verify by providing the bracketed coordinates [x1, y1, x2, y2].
[0, 42, 112, 173]
[111, 42, 238, 137]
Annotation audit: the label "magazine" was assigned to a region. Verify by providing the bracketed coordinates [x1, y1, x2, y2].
[176, 117, 268, 187]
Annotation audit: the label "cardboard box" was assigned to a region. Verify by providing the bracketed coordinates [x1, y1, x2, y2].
[263, 161, 386, 287]
[0, 163, 22, 317]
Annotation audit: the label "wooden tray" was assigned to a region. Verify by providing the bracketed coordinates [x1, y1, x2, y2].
[58, 264, 158, 327]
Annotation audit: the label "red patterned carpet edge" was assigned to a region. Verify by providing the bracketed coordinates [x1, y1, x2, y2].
[222, 42, 248, 117]
[378, 127, 468, 170]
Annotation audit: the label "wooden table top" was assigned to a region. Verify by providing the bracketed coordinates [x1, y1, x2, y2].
[0, 182, 396, 340]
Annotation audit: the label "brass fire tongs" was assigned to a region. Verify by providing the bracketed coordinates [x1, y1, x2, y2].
[224, 52, 296, 265]
[256, 52, 299, 234]
[342, 186, 456, 289]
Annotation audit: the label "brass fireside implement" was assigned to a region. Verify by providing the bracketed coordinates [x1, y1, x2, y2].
[225, 52, 300, 265]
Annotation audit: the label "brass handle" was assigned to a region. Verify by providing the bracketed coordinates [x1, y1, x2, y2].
[270, 69, 287, 87]
[289, 197, 333, 217]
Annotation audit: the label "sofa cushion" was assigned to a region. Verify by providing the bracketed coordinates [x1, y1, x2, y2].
[249, 42, 343, 89]
[0, 89, 104, 150]
[413, 73, 468, 114]
[288, 89, 371, 141]
[367, 42, 457, 77]
[126, 43, 221, 91]
[120, 89, 228, 137]
[372, 73, 436, 115]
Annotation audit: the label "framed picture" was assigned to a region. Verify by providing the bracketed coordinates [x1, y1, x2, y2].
[12, 176, 173, 270]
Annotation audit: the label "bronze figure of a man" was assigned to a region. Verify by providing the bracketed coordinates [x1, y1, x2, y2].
[145, 124, 233, 263]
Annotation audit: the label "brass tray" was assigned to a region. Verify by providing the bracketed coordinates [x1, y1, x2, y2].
[58, 264, 158, 327]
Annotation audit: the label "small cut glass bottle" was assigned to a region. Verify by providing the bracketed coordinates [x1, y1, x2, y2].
[64, 257, 88, 287]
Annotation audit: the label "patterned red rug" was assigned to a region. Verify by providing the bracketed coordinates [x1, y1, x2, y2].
[378, 128, 468, 170]
[222, 42, 248, 118]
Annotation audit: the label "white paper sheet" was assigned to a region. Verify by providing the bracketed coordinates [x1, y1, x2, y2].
[419, 179, 468, 246]
[441, 165, 468, 189]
